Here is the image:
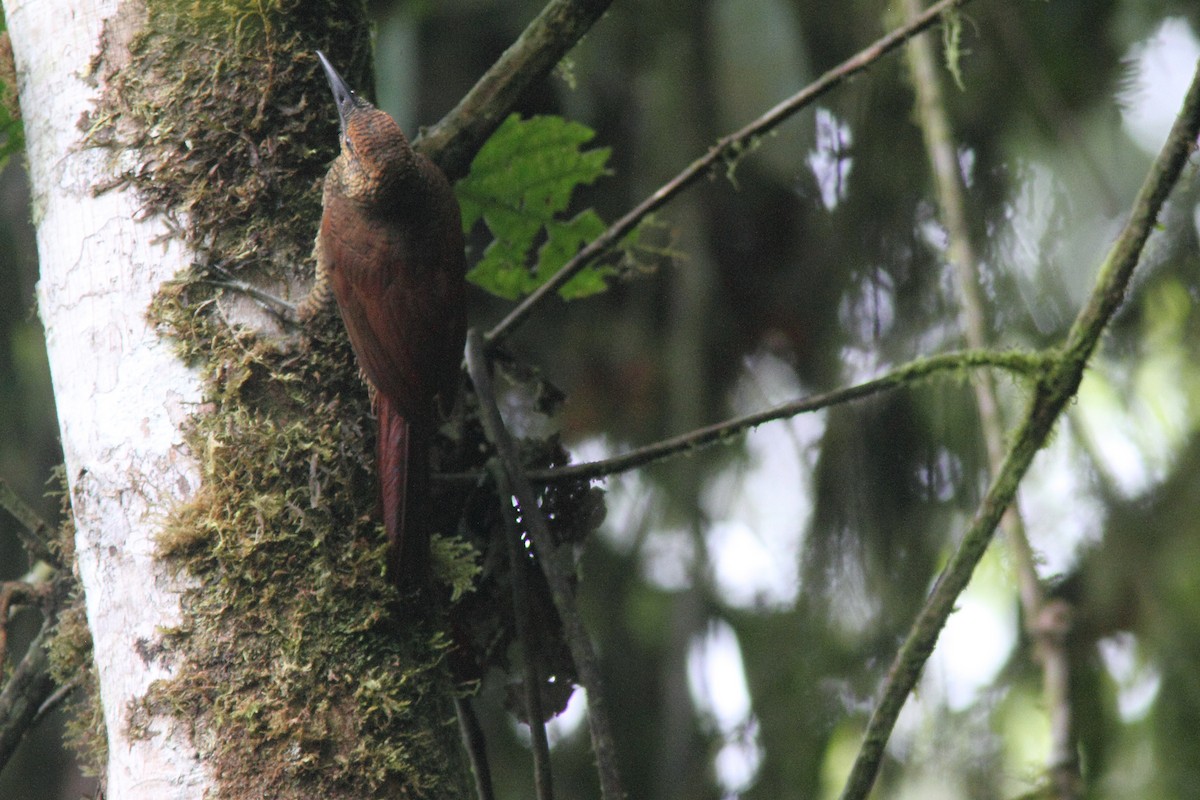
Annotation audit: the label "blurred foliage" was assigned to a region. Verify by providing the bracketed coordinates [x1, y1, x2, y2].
[4, 1, 1200, 799]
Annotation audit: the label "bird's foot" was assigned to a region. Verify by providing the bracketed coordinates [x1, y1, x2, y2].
[202, 264, 300, 326]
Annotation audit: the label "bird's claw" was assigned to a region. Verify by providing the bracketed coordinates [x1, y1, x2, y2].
[202, 265, 301, 326]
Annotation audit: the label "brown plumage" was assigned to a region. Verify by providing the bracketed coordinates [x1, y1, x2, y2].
[314, 51, 466, 588]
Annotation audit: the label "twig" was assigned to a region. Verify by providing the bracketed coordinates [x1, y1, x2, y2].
[30, 676, 80, 729]
[520, 349, 1048, 484]
[201, 278, 299, 325]
[838, 60, 1200, 800]
[485, 0, 976, 346]
[465, 329, 624, 800]
[491, 461, 554, 800]
[417, 0, 616, 182]
[0, 480, 59, 568]
[901, 2, 1070, 793]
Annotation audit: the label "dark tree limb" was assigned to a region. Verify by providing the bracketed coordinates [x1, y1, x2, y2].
[417, 0, 616, 181]
[491, 461, 554, 800]
[1034, 599, 1082, 799]
[838, 61, 1200, 800]
[0, 621, 56, 774]
[454, 696, 497, 800]
[485, 0, 976, 345]
[465, 329, 624, 800]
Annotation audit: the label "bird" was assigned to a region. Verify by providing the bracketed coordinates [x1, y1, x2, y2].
[311, 50, 466, 589]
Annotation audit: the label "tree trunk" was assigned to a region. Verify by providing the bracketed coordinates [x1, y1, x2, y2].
[4, 1, 471, 797]
[7, 0, 209, 795]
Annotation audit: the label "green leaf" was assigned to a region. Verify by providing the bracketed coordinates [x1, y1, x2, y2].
[540, 210, 610, 299]
[457, 114, 614, 301]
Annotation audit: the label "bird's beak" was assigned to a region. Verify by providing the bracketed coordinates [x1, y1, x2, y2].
[316, 50, 358, 139]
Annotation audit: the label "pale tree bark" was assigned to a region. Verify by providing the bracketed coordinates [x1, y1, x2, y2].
[5, 0, 210, 797]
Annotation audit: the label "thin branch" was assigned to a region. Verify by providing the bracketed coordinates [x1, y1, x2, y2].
[465, 329, 624, 800]
[485, 0, 976, 346]
[417, 0, 616, 182]
[902, 0, 1045, 618]
[522, 349, 1048, 484]
[491, 461, 555, 800]
[838, 60, 1200, 800]
[901, 2, 1071, 794]
[0, 480, 59, 568]
[435, 349, 1043, 487]
[30, 676, 80, 729]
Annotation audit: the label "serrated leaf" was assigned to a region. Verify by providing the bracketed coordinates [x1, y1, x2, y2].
[457, 114, 613, 301]
[541, 211, 611, 299]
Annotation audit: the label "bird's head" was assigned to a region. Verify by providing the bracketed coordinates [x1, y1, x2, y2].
[316, 50, 414, 203]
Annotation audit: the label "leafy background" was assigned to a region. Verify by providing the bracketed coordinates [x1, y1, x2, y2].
[3, 0, 1200, 798]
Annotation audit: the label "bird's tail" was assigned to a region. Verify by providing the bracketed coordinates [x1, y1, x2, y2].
[377, 394, 430, 589]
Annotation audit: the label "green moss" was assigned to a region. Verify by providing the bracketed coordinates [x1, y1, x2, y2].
[431, 535, 482, 603]
[75, 1, 473, 797]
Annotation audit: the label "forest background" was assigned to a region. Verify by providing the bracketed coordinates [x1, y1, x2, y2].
[2, 1, 1200, 798]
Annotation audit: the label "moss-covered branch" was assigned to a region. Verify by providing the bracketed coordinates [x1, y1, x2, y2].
[0, 574, 71, 774]
[516, 349, 1048, 484]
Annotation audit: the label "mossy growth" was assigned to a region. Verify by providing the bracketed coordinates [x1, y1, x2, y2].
[60, 1, 475, 797]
